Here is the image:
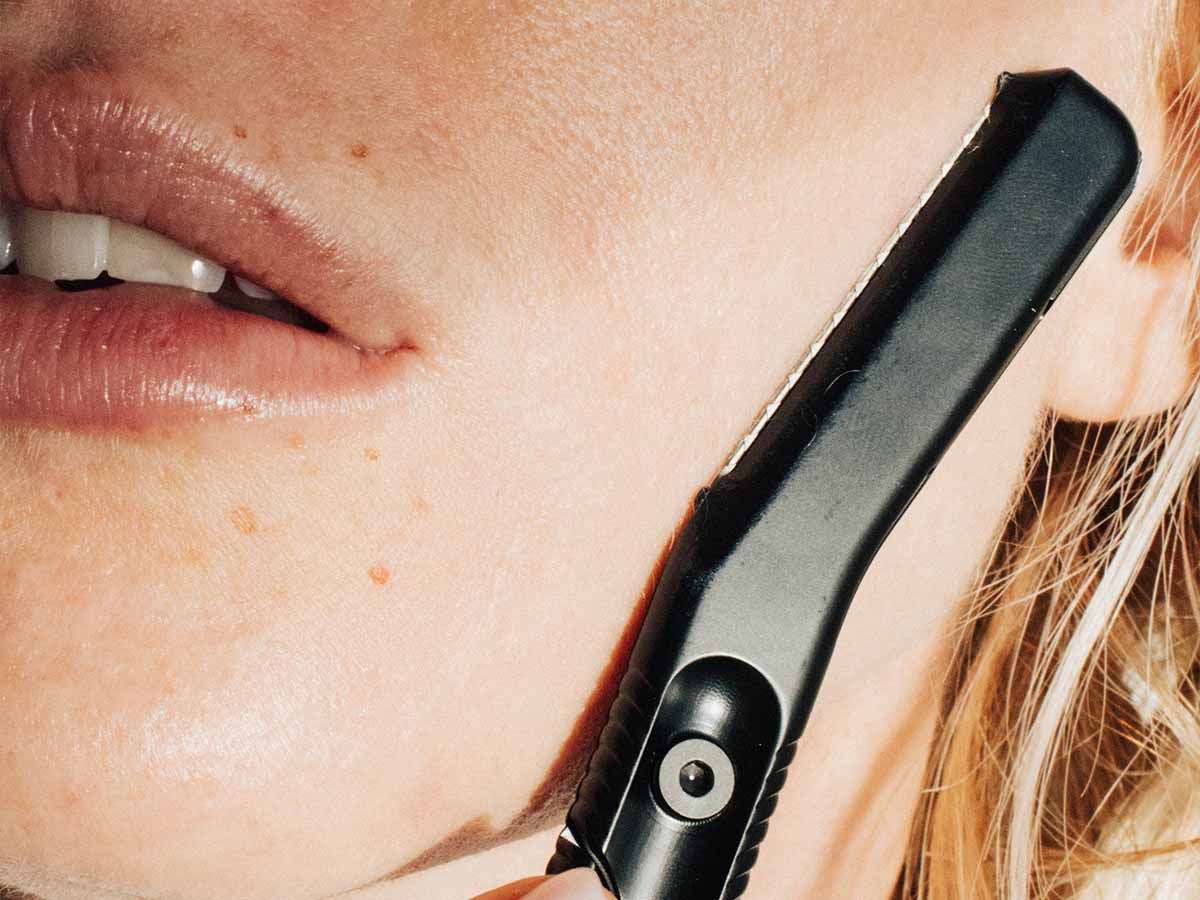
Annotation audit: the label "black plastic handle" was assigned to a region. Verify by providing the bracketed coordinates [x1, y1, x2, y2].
[548, 69, 1139, 900]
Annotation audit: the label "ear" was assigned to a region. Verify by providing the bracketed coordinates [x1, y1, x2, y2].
[1043, 60, 1199, 423]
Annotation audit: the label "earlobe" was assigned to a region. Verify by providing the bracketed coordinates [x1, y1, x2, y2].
[1043, 81, 1198, 423]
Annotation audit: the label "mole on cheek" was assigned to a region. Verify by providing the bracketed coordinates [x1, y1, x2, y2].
[369, 565, 390, 586]
[229, 506, 259, 535]
[159, 464, 186, 491]
[350, 142, 369, 159]
[233, 124, 248, 139]
[364, 447, 380, 461]
[288, 433, 306, 450]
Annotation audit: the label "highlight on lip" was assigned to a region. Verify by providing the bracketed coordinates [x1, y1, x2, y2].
[0, 273, 417, 432]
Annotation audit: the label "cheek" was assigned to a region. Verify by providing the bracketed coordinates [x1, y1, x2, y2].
[0, 316, 721, 899]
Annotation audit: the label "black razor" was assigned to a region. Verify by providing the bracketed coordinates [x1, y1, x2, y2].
[545, 69, 1139, 900]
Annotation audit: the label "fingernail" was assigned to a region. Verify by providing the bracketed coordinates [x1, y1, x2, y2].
[522, 867, 612, 900]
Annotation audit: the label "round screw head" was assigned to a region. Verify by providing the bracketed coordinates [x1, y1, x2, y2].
[657, 737, 735, 820]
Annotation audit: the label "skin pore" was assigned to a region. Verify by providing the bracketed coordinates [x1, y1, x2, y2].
[0, 1, 1192, 899]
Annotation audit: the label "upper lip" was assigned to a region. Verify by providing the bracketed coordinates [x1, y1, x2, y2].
[0, 67, 412, 353]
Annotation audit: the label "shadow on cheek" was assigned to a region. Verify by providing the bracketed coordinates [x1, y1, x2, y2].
[372, 510, 687, 884]
[0, 884, 46, 899]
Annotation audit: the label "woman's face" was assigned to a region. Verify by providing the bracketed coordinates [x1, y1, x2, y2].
[0, 1, 1166, 898]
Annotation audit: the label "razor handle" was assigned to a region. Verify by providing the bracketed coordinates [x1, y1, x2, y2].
[547, 69, 1138, 900]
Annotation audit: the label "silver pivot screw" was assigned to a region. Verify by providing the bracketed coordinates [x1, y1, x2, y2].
[657, 737, 735, 820]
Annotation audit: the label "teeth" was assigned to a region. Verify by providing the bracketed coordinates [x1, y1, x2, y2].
[234, 274, 278, 300]
[0, 202, 14, 268]
[16, 208, 109, 281]
[107, 219, 225, 292]
[5, 205, 225, 292]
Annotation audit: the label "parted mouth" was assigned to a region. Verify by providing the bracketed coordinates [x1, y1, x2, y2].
[0, 70, 421, 432]
[0, 204, 330, 334]
[0, 67, 418, 350]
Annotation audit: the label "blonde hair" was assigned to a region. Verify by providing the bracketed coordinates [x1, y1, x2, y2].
[900, 2, 1200, 896]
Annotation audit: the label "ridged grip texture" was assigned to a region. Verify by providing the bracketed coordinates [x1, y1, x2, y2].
[546, 665, 658, 890]
[721, 736, 799, 899]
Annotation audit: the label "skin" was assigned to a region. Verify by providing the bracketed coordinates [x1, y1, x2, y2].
[0, 1, 1194, 899]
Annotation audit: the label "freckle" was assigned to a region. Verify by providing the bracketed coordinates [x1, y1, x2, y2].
[412, 495, 430, 514]
[160, 464, 185, 490]
[267, 142, 283, 163]
[302, 462, 320, 476]
[350, 142, 369, 159]
[364, 447, 380, 461]
[233, 124, 248, 139]
[369, 564, 390, 586]
[183, 546, 207, 567]
[1, 517, 12, 530]
[288, 433, 306, 450]
[46, 655, 70, 681]
[161, 23, 184, 50]
[229, 506, 259, 535]
[62, 787, 82, 808]
[64, 594, 84, 608]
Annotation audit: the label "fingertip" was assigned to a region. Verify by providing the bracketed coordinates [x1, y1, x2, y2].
[521, 867, 613, 899]
[470, 875, 550, 900]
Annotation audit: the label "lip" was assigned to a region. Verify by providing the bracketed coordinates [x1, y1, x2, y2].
[0, 69, 420, 432]
[0, 274, 416, 431]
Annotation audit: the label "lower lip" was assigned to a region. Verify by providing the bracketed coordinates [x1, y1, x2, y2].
[0, 275, 414, 432]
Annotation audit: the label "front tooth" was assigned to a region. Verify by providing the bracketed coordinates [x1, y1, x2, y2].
[0, 202, 15, 268]
[15, 208, 109, 280]
[107, 219, 225, 293]
[234, 275, 278, 300]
